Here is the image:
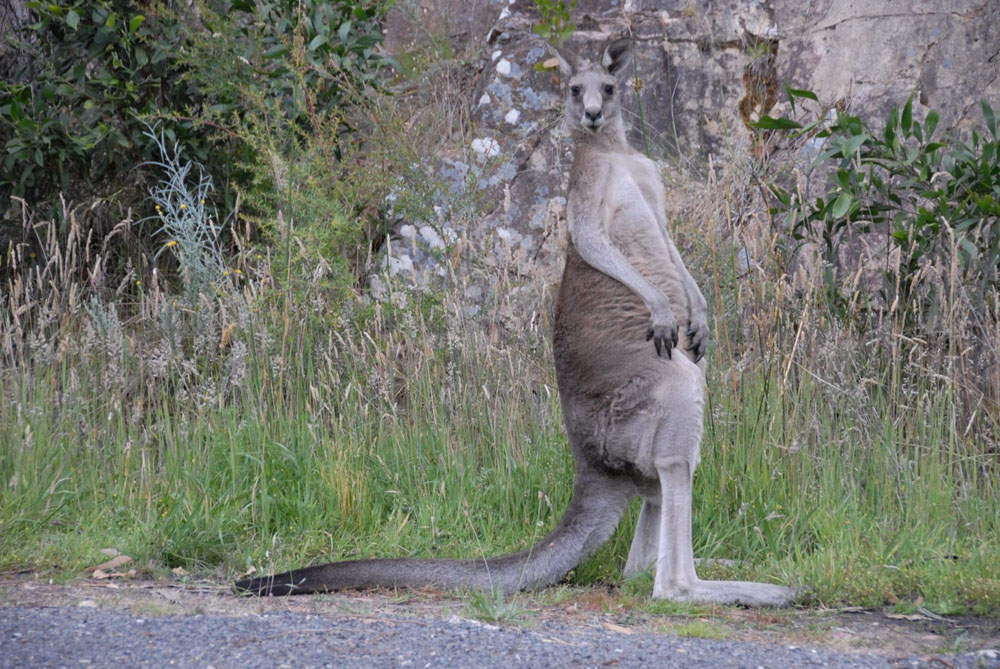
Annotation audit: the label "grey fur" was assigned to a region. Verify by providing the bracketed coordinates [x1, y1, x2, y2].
[235, 39, 798, 606]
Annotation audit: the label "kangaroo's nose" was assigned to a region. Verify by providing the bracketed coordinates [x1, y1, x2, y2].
[585, 108, 602, 123]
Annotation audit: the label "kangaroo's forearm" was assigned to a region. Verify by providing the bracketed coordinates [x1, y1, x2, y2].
[572, 226, 671, 312]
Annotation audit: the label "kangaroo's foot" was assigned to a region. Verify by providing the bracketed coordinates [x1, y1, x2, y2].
[653, 578, 799, 607]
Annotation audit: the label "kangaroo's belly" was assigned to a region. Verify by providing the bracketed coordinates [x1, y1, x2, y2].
[553, 242, 702, 477]
[553, 242, 694, 381]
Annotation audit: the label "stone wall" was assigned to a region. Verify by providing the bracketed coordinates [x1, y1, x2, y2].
[379, 0, 999, 298]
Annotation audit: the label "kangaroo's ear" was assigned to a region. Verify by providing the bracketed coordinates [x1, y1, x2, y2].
[602, 37, 633, 76]
[546, 43, 576, 77]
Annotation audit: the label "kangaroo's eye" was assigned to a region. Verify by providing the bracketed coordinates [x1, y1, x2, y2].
[570, 85, 581, 98]
[604, 84, 615, 96]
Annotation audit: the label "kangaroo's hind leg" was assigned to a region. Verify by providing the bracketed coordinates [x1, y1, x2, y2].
[650, 357, 797, 607]
[623, 499, 659, 578]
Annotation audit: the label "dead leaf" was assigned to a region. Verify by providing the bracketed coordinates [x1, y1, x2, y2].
[241, 565, 257, 578]
[92, 569, 110, 580]
[886, 613, 928, 621]
[172, 566, 187, 576]
[602, 622, 634, 635]
[87, 555, 133, 573]
[541, 57, 559, 70]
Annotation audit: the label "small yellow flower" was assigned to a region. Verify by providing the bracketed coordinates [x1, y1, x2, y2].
[165, 240, 178, 248]
[200, 199, 205, 205]
[136, 280, 141, 287]
[180, 203, 187, 210]
[234, 269, 242, 276]
[223, 270, 230, 276]
[256, 254, 263, 261]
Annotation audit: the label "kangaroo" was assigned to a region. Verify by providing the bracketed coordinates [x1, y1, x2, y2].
[235, 38, 797, 607]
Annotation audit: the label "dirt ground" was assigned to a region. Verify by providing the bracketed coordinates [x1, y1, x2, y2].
[1, 571, 998, 661]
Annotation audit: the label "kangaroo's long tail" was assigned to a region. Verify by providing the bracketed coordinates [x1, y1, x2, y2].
[234, 467, 633, 596]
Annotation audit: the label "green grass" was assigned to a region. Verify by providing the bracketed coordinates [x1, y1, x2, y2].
[1, 134, 998, 617]
[2, 271, 996, 614]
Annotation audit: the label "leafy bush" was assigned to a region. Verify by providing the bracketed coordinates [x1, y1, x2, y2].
[1, 0, 390, 296]
[0, 0, 209, 216]
[188, 0, 389, 140]
[532, 0, 577, 45]
[761, 93, 999, 326]
[183, 0, 397, 296]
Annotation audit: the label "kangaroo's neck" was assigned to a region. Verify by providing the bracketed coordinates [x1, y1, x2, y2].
[570, 115, 629, 155]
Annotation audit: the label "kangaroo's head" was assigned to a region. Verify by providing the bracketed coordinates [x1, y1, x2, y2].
[552, 38, 633, 137]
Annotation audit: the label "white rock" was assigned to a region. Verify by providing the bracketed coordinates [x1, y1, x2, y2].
[419, 225, 445, 250]
[478, 93, 491, 107]
[387, 253, 413, 276]
[496, 58, 511, 77]
[504, 108, 521, 125]
[471, 137, 501, 158]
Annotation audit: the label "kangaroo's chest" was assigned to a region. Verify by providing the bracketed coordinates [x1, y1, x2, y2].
[602, 161, 683, 297]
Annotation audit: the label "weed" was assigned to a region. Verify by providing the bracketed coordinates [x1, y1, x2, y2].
[671, 620, 730, 639]
[464, 588, 532, 624]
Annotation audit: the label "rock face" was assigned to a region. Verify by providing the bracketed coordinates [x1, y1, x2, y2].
[381, 0, 999, 299]
[776, 1, 1000, 132]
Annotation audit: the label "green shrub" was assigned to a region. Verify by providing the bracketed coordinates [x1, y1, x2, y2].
[761, 93, 999, 329]
[532, 0, 577, 45]
[0, 1, 211, 216]
[199, 0, 388, 135]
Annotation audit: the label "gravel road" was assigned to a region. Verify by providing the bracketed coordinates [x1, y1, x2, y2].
[3, 604, 999, 669]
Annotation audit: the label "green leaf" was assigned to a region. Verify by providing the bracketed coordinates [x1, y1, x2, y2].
[66, 8, 79, 29]
[841, 133, 868, 158]
[901, 95, 913, 136]
[264, 44, 287, 59]
[924, 110, 939, 140]
[771, 185, 792, 206]
[959, 237, 979, 260]
[338, 21, 352, 41]
[308, 34, 328, 51]
[129, 15, 145, 33]
[785, 86, 818, 102]
[752, 115, 802, 130]
[831, 191, 852, 218]
[983, 99, 997, 138]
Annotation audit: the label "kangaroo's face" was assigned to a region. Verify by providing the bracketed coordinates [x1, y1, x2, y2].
[554, 38, 633, 135]
[566, 68, 621, 132]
